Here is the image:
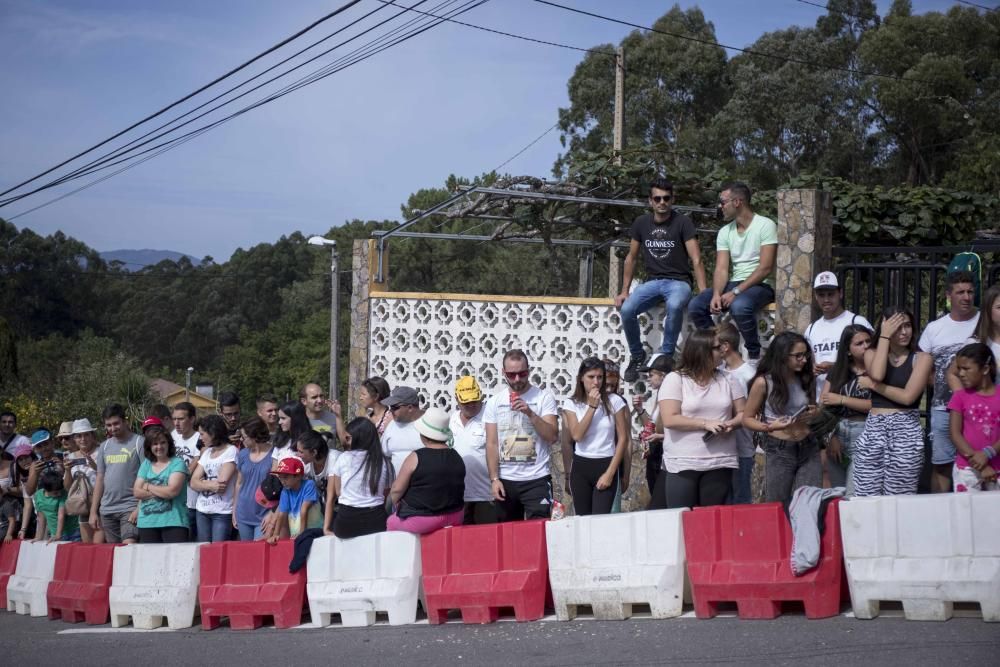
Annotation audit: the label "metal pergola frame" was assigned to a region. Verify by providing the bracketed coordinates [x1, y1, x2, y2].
[371, 185, 717, 294]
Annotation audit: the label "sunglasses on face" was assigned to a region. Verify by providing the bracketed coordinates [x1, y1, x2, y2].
[504, 370, 530, 380]
[651, 195, 672, 203]
[389, 403, 414, 412]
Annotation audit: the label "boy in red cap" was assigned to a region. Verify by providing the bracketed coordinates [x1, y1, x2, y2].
[266, 457, 323, 543]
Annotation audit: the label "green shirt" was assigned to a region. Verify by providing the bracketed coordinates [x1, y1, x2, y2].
[716, 213, 778, 287]
[32, 490, 80, 539]
[136, 457, 189, 529]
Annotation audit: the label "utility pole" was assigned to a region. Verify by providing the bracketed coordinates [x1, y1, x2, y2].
[308, 236, 339, 400]
[608, 46, 625, 299]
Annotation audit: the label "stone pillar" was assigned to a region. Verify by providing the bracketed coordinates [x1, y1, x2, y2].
[774, 189, 833, 334]
[347, 239, 388, 418]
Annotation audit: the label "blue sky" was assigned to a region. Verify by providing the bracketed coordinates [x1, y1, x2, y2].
[0, 0, 967, 261]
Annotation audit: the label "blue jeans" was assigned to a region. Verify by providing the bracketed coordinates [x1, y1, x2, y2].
[196, 511, 232, 543]
[929, 409, 956, 465]
[620, 278, 692, 357]
[687, 281, 774, 357]
[236, 521, 263, 541]
[831, 418, 864, 494]
[187, 507, 198, 542]
[731, 455, 755, 504]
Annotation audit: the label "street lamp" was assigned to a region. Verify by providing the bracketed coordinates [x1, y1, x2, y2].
[185, 366, 194, 402]
[308, 235, 338, 400]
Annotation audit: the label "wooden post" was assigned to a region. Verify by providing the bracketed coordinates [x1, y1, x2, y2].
[608, 46, 625, 298]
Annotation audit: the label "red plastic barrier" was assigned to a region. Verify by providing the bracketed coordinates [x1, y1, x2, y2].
[421, 520, 551, 624]
[199, 540, 306, 630]
[682, 500, 845, 620]
[0, 538, 21, 606]
[46, 543, 118, 624]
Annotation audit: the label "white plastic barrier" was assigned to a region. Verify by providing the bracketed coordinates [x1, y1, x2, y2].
[840, 493, 1000, 622]
[109, 543, 201, 629]
[546, 508, 688, 620]
[307, 532, 422, 627]
[6, 541, 62, 616]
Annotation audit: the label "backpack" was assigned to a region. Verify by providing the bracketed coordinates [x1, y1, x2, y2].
[65, 473, 93, 517]
[948, 251, 982, 307]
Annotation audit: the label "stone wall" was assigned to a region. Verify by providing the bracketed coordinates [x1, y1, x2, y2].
[774, 189, 833, 334]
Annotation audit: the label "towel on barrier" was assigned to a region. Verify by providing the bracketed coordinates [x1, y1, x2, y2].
[789, 485, 844, 576]
[290, 528, 325, 573]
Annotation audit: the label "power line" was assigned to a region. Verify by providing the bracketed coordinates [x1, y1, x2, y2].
[4, 0, 490, 216]
[2, 0, 400, 206]
[1, 0, 464, 208]
[0, 0, 366, 200]
[492, 122, 560, 173]
[377, 0, 612, 55]
[955, 0, 999, 11]
[532, 0, 940, 85]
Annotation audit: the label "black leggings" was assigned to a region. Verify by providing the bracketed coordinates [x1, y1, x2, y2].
[570, 454, 618, 516]
[664, 468, 733, 509]
[332, 504, 387, 539]
[138, 526, 189, 543]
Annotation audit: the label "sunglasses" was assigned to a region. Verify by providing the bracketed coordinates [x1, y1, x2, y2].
[651, 195, 672, 203]
[504, 370, 530, 380]
[389, 404, 413, 412]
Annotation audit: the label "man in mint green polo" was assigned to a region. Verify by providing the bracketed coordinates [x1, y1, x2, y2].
[687, 181, 777, 360]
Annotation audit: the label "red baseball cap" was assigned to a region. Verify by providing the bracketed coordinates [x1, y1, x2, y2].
[272, 457, 304, 476]
[141, 417, 164, 431]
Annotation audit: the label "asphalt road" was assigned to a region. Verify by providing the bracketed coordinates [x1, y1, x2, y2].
[1, 608, 997, 666]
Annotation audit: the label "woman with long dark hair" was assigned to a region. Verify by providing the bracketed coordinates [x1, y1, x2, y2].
[324, 417, 392, 538]
[743, 331, 820, 504]
[853, 307, 933, 496]
[562, 357, 629, 515]
[819, 324, 874, 493]
[272, 401, 310, 465]
[656, 329, 746, 509]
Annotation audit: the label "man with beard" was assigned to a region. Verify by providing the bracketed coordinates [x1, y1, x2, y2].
[688, 181, 777, 362]
[485, 350, 559, 521]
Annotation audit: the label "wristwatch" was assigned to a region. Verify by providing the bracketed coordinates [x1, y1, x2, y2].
[732, 285, 742, 296]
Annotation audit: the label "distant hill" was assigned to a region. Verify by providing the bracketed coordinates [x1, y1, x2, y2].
[100, 249, 201, 271]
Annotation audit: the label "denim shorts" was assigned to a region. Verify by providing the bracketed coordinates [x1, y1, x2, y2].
[930, 409, 956, 465]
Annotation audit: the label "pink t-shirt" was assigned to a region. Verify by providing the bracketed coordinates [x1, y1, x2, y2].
[657, 371, 746, 473]
[947, 388, 1000, 472]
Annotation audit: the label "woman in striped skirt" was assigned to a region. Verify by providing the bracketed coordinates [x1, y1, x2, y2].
[853, 307, 933, 495]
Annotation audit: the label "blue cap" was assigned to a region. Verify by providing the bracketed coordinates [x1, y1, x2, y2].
[31, 429, 51, 447]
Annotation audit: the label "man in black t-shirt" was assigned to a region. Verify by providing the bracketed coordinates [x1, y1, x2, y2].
[615, 178, 706, 382]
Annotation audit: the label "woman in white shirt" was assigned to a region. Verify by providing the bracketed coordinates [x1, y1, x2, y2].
[562, 357, 629, 515]
[658, 329, 746, 509]
[189, 414, 238, 542]
[324, 417, 392, 539]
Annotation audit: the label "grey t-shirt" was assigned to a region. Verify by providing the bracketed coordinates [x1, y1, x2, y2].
[96, 432, 144, 514]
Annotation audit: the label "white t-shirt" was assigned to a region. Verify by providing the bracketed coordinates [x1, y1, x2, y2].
[65, 451, 98, 488]
[381, 419, 424, 477]
[450, 409, 491, 502]
[2, 433, 30, 456]
[331, 449, 389, 508]
[919, 312, 980, 410]
[173, 431, 201, 510]
[195, 445, 238, 515]
[483, 385, 558, 482]
[657, 371, 745, 473]
[304, 450, 339, 501]
[562, 394, 627, 459]
[272, 444, 301, 462]
[806, 310, 874, 399]
[721, 362, 758, 458]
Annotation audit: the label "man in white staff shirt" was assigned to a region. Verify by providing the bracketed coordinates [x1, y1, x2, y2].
[485, 349, 559, 522]
[449, 376, 496, 525]
[805, 271, 873, 400]
[380, 386, 425, 477]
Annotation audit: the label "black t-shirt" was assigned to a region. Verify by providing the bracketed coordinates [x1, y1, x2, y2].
[630, 211, 697, 282]
[397, 448, 465, 518]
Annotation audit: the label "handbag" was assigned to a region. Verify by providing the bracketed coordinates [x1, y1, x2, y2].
[65, 473, 93, 517]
